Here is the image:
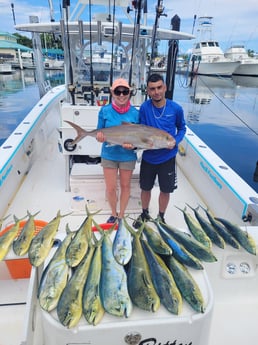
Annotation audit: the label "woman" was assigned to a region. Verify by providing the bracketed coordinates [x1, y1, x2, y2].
[96, 78, 139, 223]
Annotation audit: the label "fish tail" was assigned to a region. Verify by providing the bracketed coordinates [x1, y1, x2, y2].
[65, 120, 89, 145]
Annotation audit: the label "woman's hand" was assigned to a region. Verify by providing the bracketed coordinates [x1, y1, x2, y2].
[96, 131, 105, 142]
[122, 143, 135, 150]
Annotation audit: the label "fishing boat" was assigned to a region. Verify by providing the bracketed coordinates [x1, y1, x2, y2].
[190, 16, 240, 76]
[0, 1, 258, 345]
[224, 44, 258, 76]
[0, 62, 13, 74]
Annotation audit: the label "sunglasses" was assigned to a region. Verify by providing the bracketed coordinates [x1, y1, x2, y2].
[114, 88, 130, 96]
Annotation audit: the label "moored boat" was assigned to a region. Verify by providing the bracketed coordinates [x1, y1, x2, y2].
[0, 2, 258, 345]
[0, 62, 13, 74]
[190, 16, 240, 76]
[225, 44, 258, 76]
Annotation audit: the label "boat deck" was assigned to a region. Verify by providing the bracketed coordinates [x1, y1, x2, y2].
[1, 128, 258, 345]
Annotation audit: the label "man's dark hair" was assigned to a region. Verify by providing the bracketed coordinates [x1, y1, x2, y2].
[147, 73, 164, 84]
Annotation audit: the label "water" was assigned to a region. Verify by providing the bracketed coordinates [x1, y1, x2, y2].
[0, 70, 257, 193]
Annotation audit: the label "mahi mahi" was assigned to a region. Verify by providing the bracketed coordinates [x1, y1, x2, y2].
[141, 239, 182, 315]
[198, 205, 240, 249]
[215, 217, 256, 255]
[112, 217, 132, 266]
[57, 244, 95, 328]
[65, 120, 176, 150]
[175, 206, 212, 248]
[142, 221, 172, 255]
[153, 220, 204, 270]
[13, 210, 40, 256]
[82, 233, 105, 325]
[155, 220, 217, 263]
[0, 215, 24, 261]
[94, 220, 133, 317]
[65, 206, 100, 267]
[38, 224, 74, 312]
[125, 221, 160, 312]
[186, 204, 225, 249]
[164, 255, 206, 313]
[28, 210, 71, 267]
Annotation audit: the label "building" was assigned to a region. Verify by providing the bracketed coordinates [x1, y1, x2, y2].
[0, 32, 33, 68]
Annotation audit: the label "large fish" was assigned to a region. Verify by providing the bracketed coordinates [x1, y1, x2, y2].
[164, 255, 206, 313]
[29, 210, 71, 267]
[215, 217, 257, 255]
[0, 215, 24, 261]
[112, 218, 132, 266]
[38, 224, 74, 312]
[66, 206, 100, 267]
[13, 210, 40, 256]
[82, 234, 105, 325]
[125, 222, 160, 312]
[141, 239, 182, 315]
[186, 204, 225, 249]
[57, 244, 95, 328]
[65, 120, 176, 150]
[153, 220, 204, 270]
[199, 205, 240, 249]
[175, 206, 212, 248]
[156, 220, 217, 263]
[143, 222, 172, 256]
[94, 221, 133, 317]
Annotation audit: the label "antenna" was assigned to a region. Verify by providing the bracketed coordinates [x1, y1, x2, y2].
[11, 3, 16, 26]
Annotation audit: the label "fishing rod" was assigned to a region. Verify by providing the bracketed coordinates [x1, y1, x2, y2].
[88, 0, 94, 105]
[128, 0, 143, 87]
[147, 0, 167, 80]
[109, 0, 117, 88]
[62, 0, 75, 105]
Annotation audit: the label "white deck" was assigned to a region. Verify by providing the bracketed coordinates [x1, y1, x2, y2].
[1, 126, 258, 345]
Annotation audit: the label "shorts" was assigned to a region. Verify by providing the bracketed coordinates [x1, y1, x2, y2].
[139, 157, 177, 193]
[101, 158, 136, 170]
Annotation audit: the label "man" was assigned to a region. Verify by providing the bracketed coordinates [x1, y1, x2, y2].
[134, 73, 186, 225]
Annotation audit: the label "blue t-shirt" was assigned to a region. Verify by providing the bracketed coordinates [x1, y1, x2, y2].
[139, 99, 186, 164]
[97, 103, 139, 162]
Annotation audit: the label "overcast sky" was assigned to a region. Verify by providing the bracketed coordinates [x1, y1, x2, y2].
[1, 0, 258, 54]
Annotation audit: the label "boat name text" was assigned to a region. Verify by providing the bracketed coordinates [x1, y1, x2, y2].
[139, 338, 192, 345]
[0, 165, 13, 187]
[200, 161, 222, 189]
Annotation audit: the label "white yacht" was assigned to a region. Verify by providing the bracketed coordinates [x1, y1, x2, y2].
[190, 16, 240, 76]
[225, 44, 258, 76]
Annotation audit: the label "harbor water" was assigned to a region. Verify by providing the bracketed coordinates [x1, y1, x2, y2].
[0, 69, 257, 193]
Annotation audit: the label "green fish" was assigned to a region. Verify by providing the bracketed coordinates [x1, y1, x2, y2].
[13, 210, 40, 256]
[153, 220, 204, 270]
[112, 217, 132, 266]
[82, 233, 105, 325]
[94, 220, 133, 317]
[141, 239, 182, 315]
[199, 205, 240, 249]
[38, 224, 74, 312]
[125, 221, 160, 312]
[164, 255, 206, 313]
[155, 220, 217, 263]
[57, 244, 95, 328]
[0, 215, 24, 261]
[186, 204, 225, 249]
[65, 206, 101, 267]
[29, 210, 71, 267]
[215, 217, 256, 255]
[175, 206, 212, 248]
[142, 221, 172, 255]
